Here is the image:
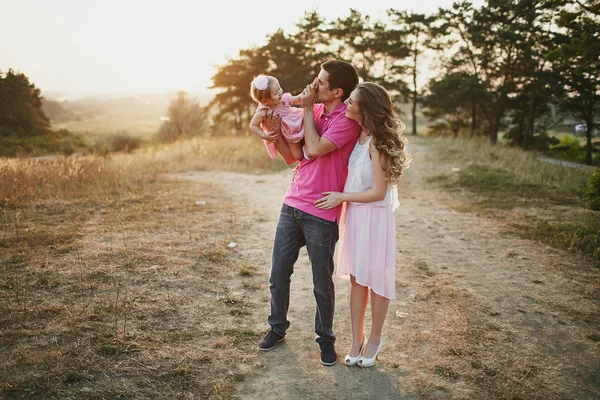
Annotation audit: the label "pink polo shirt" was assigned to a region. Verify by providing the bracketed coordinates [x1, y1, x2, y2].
[283, 102, 361, 222]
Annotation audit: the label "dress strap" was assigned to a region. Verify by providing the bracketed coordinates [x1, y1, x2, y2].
[354, 136, 373, 164]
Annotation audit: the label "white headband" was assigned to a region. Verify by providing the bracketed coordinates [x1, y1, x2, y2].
[253, 75, 269, 91]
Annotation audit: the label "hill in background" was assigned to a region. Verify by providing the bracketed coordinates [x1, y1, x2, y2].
[43, 90, 215, 139]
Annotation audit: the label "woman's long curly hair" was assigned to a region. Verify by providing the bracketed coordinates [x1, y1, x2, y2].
[355, 82, 412, 185]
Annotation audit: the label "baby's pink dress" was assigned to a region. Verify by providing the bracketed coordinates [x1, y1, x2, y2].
[256, 93, 304, 158]
[336, 136, 400, 300]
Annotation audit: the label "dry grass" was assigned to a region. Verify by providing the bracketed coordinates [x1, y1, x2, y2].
[396, 258, 591, 400]
[0, 136, 286, 207]
[423, 136, 600, 264]
[427, 136, 593, 195]
[0, 136, 284, 399]
[2, 134, 598, 399]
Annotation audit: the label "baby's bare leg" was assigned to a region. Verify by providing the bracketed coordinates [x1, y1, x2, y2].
[288, 142, 304, 161]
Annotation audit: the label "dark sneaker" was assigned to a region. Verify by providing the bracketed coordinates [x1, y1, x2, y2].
[258, 329, 285, 351]
[319, 342, 337, 366]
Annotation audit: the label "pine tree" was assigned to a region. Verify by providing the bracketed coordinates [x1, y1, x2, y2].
[0, 69, 50, 138]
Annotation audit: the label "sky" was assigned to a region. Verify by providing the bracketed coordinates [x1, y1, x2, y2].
[1, 0, 479, 96]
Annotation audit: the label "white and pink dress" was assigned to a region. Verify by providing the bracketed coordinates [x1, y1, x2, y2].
[256, 93, 304, 158]
[336, 136, 400, 300]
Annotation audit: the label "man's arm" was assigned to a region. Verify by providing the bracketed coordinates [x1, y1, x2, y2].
[299, 83, 338, 159]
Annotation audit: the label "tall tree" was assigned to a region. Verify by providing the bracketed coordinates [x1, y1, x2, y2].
[549, 0, 600, 165]
[209, 12, 331, 133]
[158, 91, 208, 141]
[496, 0, 562, 149]
[423, 72, 483, 137]
[209, 47, 268, 132]
[435, 1, 536, 143]
[472, 0, 528, 144]
[327, 9, 385, 82]
[266, 11, 331, 94]
[387, 10, 434, 135]
[290, 11, 332, 85]
[432, 2, 485, 138]
[326, 8, 412, 111]
[0, 69, 50, 137]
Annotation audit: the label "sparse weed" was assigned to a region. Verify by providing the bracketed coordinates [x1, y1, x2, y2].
[238, 261, 252, 276]
[0, 136, 275, 399]
[426, 137, 599, 263]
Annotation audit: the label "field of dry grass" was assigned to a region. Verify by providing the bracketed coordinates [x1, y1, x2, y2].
[0, 137, 286, 399]
[1, 135, 598, 399]
[423, 137, 599, 263]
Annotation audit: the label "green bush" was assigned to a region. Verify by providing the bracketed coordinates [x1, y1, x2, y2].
[55, 129, 88, 156]
[0, 128, 88, 157]
[110, 132, 142, 153]
[90, 132, 143, 155]
[548, 134, 600, 165]
[550, 135, 582, 161]
[583, 171, 600, 211]
[504, 127, 559, 150]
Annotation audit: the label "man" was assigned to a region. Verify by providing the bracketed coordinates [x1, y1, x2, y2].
[258, 60, 361, 366]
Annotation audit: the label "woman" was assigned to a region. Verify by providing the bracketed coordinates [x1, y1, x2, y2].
[315, 82, 411, 367]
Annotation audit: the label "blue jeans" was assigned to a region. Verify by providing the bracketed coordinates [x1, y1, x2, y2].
[268, 204, 339, 345]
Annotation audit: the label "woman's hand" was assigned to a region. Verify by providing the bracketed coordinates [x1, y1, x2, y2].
[314, 191, 345, 209]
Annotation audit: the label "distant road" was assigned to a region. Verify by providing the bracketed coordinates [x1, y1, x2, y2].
[539, 157, 597, 169]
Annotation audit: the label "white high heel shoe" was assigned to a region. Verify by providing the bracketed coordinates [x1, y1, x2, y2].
[358, 338, 383, 368]
[344, 340, 365, 366]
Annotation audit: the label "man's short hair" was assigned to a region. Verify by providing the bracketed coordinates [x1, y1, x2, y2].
[321, 60, 359, 102]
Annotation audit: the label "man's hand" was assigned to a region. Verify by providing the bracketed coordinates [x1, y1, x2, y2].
[299, 82, 316, 109]
[262, 109, 282, 135]
[259, 129, 280, 142]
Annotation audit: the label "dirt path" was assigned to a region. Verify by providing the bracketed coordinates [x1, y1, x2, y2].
[177, 139, 600, 399]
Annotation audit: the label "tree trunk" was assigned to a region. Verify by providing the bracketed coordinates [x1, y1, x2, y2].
[246, 104, 253, 132]
[586, 120, 594, 165]
[490, 128, 498, 144]
[490, 95, 508, 145]
[412, 49, 418, 136]
[470, 97, 477, 137]
[490, 116, 501, 144]
[234, 111, 242, 132]
[523, 94, 536, 150]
